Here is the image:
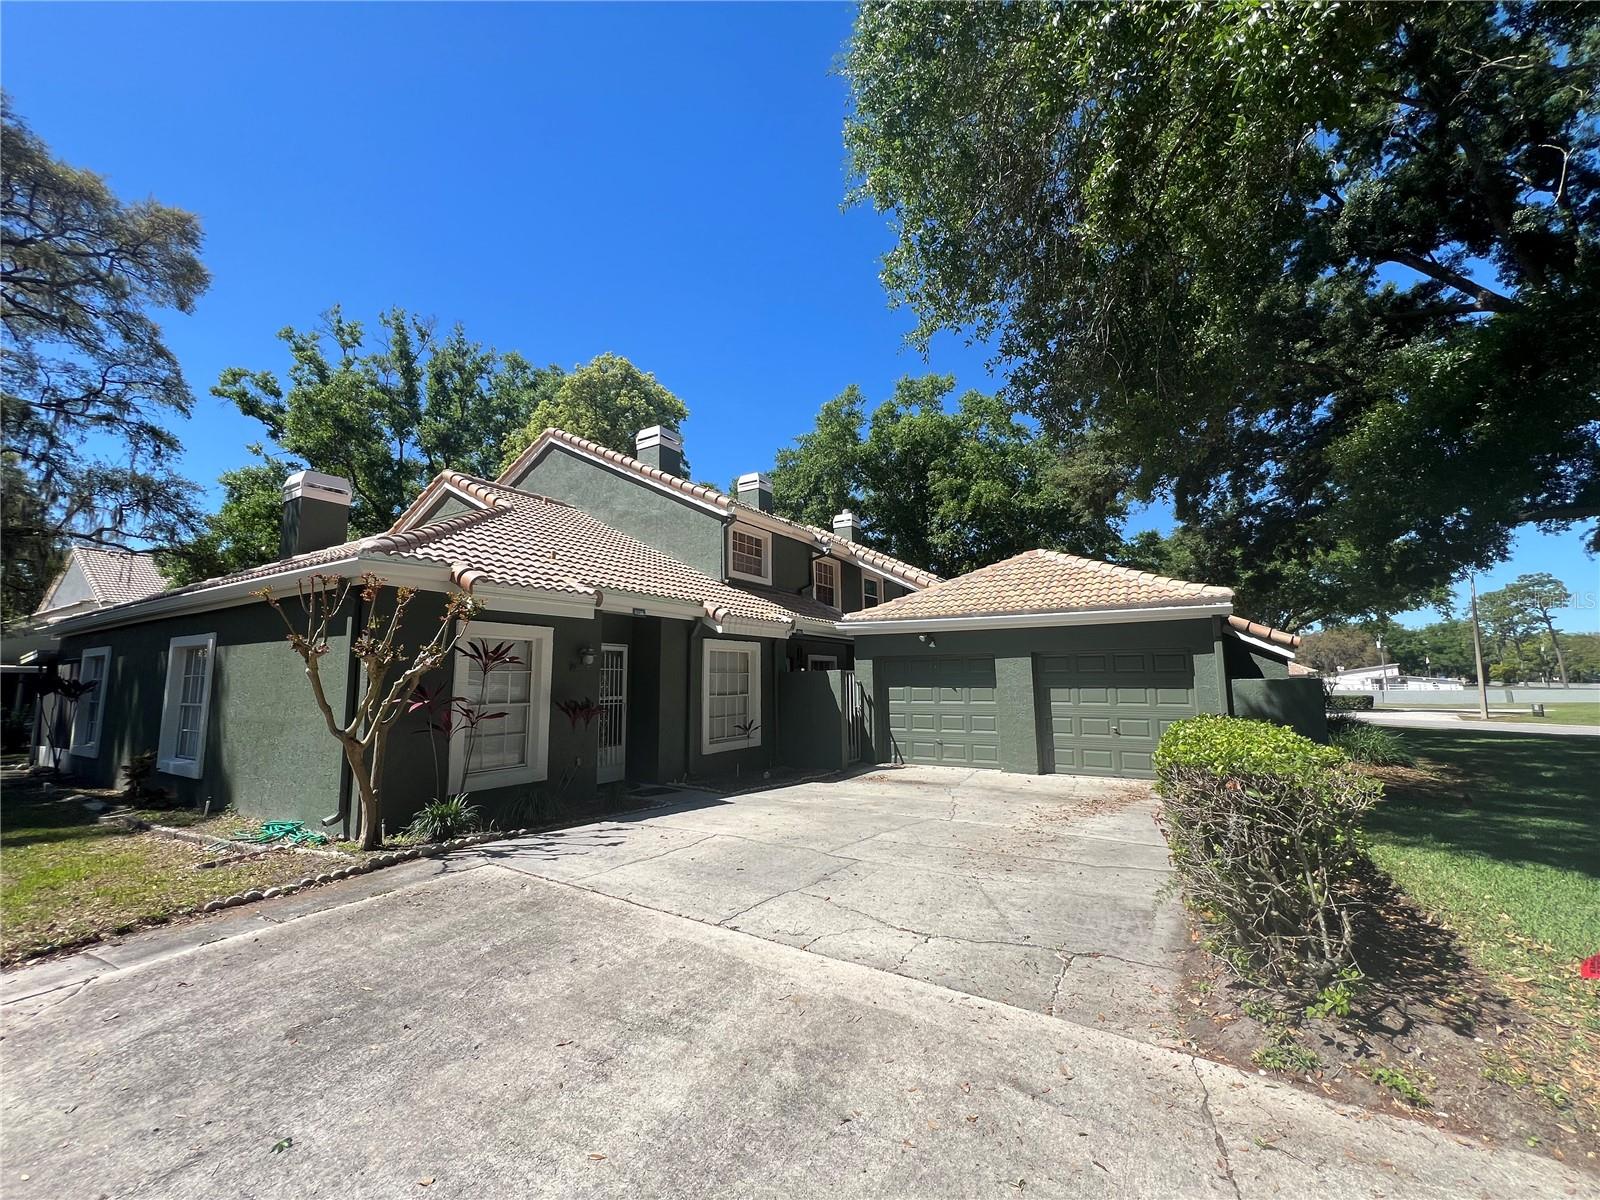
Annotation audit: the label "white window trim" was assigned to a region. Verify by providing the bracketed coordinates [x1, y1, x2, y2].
[727, 524, 772, 585]
[701, 638, 763, 755]
[157, 633, 216, 779]
[812, 558, 839, 608]
[448, 621, 554, 791]
[69, 646, 111, 758]
[861, 569, 885, 609]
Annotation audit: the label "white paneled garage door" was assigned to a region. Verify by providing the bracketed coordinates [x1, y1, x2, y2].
[882, 656, 1000, 768]
[1036, 649, 1197, 778]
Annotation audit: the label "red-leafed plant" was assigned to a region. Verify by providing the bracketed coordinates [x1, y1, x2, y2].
[409, 640, 524, 803]
[35, 671, 99, 773]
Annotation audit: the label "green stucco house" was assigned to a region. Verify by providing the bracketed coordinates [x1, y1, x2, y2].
[45, 424, 1312, 841]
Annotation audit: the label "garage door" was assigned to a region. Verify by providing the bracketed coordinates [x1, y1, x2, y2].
[882, 656, 1000, 768]
[1036, 650, 1197, 778]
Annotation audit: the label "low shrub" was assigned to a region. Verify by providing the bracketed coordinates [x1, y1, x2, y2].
[1326, 694, 1375, 712]
[1329, 722, 1415, 767]
[404, 794, 482, 843]
[1154, 715, 1381, 990]
[1251, 1031, 1322, 1075]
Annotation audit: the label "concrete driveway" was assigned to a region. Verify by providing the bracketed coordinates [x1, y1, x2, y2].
[2, 768, 1587, 1199]
[455, 766, 1185, 1042]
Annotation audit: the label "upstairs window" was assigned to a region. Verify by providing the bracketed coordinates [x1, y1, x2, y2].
[730, 528, 768, 582]
[814, 558, 838, 608]
[863, 577, 881, 608]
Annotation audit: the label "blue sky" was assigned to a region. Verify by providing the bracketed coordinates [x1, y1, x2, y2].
[5, 2, 1594, 630]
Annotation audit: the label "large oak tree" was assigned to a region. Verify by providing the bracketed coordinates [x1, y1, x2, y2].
[1, 95, 209, 619]
[845, 2, 1599, 627]
[770, 375, 1127, 578]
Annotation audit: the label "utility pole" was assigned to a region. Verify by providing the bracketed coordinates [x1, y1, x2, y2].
[1469, 573, 1490, 720]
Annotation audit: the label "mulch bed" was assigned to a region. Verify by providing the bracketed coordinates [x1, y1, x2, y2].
[1178, 864, 1598, 1173]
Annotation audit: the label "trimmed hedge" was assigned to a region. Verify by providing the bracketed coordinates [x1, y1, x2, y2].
[1154, 715, 1381, 988]
[1326, 693, 1375, 711]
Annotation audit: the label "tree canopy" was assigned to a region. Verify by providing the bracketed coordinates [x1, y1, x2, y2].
[1, 94, 209, 619]
[171, 309, 562, 583]
[500, 351, 689, 472]
[845, 2, 1600, 626]
[770, 374, 1127, 578]
[178, 333, 684, 584]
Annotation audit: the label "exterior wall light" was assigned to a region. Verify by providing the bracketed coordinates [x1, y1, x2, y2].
[578, 646, 596, 666]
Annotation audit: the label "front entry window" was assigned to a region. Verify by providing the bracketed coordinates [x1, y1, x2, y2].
[703, 640, 761, 753]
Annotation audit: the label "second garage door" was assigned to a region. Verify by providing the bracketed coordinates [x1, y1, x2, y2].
[882, 656, 1000, 768]
[1036, 649, 1197, 778]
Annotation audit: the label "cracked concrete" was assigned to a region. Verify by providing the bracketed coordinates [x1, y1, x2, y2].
[1, 863, 1585, 1198]
[448, 765, 1190, 1043]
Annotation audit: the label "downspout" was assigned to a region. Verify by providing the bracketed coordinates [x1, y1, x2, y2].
[684, 621, 696, 779]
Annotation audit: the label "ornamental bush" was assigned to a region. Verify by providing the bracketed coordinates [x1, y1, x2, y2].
[1154, 715, 1381, 990]
[1326, 694, 1375, 711]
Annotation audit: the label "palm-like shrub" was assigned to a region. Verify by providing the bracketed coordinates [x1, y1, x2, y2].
[404, 795, 482, 843]
[1154, 715, 1382, 990]
[1329, 722, 1415, 767]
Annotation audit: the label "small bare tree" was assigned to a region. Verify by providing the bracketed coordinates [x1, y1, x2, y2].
[258, 573, 480, 850]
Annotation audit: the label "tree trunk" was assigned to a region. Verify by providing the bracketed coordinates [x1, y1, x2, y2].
[1543, 615, 1570, 688]
[342, 740, 382, 851]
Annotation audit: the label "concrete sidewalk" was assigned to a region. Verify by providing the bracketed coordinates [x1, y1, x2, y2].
[2, 865, 1587, 1199]
[1355, 709, 1599, 736]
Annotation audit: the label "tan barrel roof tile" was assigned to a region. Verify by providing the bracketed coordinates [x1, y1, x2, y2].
[844, 549, 1233, 623]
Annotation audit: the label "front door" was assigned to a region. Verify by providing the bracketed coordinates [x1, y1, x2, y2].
[597, 644, 628, 784]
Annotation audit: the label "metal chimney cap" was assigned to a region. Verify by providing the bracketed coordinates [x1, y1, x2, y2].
[283, 470, 354, 505]
[635, 425, 684, 451]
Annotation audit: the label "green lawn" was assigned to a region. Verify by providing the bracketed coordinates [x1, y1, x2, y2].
[1372, 701, 1600, 727]
[1364, 728, 1599, 1104]
[1474, 702, 1600, 728]
[1, 786, 336, 964]
[1367, 728, 1598, 968]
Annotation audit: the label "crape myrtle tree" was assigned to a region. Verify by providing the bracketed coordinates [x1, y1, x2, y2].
[770, 374, 1128, 579]
[845, 2, 1600, 628]
[258, 573, 480, 851]
[1, 94, 209, 619]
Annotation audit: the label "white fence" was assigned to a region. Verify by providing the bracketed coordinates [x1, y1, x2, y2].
[1345, 682, 1600, 708]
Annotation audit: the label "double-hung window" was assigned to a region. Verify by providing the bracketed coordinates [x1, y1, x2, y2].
[729, 527, 769, 583]
[449, 622, 553, 790]
[813, 558, 838, 608]
[69, 647, 111, 757]
[702, 639, 761, 753]
[863, 576, 881, 608]
[158, 634, 216, 779]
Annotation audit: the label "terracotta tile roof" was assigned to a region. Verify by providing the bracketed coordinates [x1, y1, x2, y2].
[63, 472, 815, 633]
[377, 472, 812, 628]
[501, 428, 940, 588]
[844, 549, 1232, 623]
[1226, 615, 1303, 650]
[63, 545, 166, 607]
[725, 581, 842, 626]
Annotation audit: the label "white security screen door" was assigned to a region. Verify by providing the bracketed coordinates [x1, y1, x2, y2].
[597, 644, 628, 783]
